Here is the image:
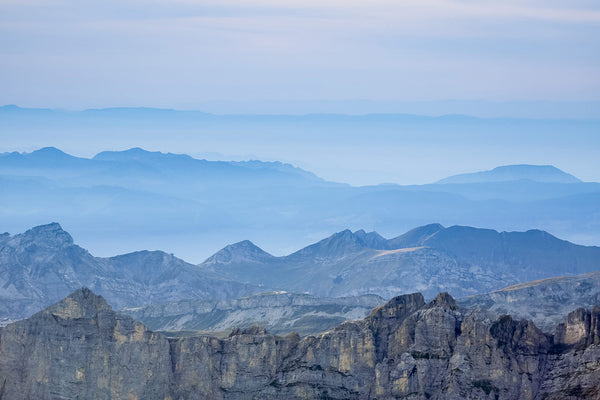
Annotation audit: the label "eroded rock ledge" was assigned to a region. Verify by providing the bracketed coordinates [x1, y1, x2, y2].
[1, 288, 599, 399]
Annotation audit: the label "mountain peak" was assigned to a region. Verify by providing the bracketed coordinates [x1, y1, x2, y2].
[437, 164, 581, 184]
[427, 292, 458, 310]
[388, 223, 444, 249]
[287, 229, 379, 259]
[44, 288, 111, 319]
[352, 229, 389, 249]
[93, 148, 192, 162]
[203, 240, 275, 265]
[28, 147, 77, 161]
[22, 222, 74, 248]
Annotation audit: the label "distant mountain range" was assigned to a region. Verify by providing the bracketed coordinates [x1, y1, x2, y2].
[1, 147, 599, 261]
[437, 164, 581, 184]
[2, 222, 599, 324]
[201, 224, 600, 299]
[0, 223, 258, 323]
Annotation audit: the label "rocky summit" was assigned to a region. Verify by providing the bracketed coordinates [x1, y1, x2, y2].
[0, 223, 259, 322]
[202, 224, 600, 299]
[1, 288, 599, 399]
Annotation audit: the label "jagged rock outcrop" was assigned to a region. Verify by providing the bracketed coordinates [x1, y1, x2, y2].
[554, 306, 600, 349]
[1, 289, 600, 399]
[458, 271, 600, 332]
[0, 288, 173, 399]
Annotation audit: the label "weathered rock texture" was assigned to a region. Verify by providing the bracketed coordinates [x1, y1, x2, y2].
[121, 291, 384, 336]
[1, 288, 599, 399]
[458, 270, 600, 332]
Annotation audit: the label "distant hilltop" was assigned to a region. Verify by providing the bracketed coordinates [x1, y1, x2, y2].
[0, 147, 583, 185]
[436, 164, 581, 184]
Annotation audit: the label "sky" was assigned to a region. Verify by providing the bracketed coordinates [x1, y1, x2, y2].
[1, 0, 599, 111]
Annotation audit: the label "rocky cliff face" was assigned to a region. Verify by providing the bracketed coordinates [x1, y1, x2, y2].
[458, 270, 600, 332]
[122, 292, 384, 336]
[1, 289, 599, 399]
[0, 288, 173, 399]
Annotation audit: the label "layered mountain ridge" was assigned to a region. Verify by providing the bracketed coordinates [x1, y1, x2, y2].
[2, 222, 599, 324]
[122, 269, 600, 339]
[0, 223, 258, 323]
[1, 288, 599, 399]
[2, 147, 599, 261]
[202, 223, 600, 299]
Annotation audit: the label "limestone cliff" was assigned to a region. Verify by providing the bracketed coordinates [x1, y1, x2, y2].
[1, 288, 599, 399]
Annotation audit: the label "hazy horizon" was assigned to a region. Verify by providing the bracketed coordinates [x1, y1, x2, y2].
[2, 144, 598, 187]
[2, 105, 599, 185]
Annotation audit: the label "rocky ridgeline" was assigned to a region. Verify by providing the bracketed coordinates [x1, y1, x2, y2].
[0, 223, 258, 322]
[1, 288, 599, 399]
[458, 271, 600, 332]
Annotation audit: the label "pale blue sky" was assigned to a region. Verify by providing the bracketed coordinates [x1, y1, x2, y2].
[1, 0, 599, 110]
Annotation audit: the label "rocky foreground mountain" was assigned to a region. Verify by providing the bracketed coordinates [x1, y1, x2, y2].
[0, 223, 257, 323]
[122, 292, 385, 336]
[1, 288, 599, 399]
[201, 223, 600, 299]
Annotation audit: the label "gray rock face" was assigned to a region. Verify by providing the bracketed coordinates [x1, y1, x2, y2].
[0, 223, 258, 322]
[1, 289, 600, 399]
[0, 288, 173, 400]
[122, 291, 385, 336]
[458, 270, 600, 332]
